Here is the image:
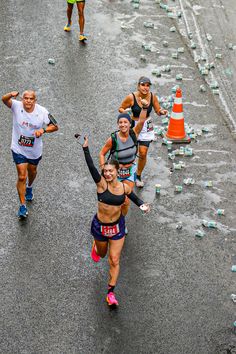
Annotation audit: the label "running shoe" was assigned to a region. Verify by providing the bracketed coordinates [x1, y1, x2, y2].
[106, 292, 119, 306]
[91, 241, 100, 262]
[136, 179, 144, 188]
[25, 187, 34, 201]
[64, 22, 72, 32]
[79, 34, 87, 41]
[18, 205, 28, 219]
[125, 227, 128, 235]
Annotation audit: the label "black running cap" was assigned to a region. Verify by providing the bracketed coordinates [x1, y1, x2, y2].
[117, 113, 132, 123]
[138, 76, 152, 85]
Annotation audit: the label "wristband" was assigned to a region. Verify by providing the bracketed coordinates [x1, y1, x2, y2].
[142, 106, 148, 110]
[43, 128, 47, 133]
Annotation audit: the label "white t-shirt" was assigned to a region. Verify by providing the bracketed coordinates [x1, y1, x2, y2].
[11, 100, 50, 159]
[135, 116, 155, 141]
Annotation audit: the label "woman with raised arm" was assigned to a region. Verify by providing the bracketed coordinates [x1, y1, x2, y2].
[80, 136, 150, 307]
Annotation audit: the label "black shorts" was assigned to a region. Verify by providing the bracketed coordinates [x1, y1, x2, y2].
[138, 140, 152, 148]
[91, 214, 126, 242]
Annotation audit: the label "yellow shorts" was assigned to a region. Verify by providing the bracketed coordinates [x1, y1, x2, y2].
[67, 0, 85, 3]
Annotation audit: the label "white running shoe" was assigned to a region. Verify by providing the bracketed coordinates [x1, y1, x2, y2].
[136, 179, 144, 188]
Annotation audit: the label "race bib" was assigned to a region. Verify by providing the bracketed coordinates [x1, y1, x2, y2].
[101, 224, 120, 237]
[119, 167, 131, 178]
[146, 118, 154, 132]
[18, 135, 35, 147]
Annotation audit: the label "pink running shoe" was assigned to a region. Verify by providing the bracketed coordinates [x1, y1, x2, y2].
[91, 241, 100, 262]
[106, 292, 119, 306]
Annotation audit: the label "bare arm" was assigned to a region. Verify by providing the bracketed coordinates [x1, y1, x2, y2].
[34, 123, 59, 138]
[118, 94, 133, 113]
[153, 94, 168, 116]
[2, 91, 19, 108]
[133, 99, 148, 137]
[99, 137, 113, 168]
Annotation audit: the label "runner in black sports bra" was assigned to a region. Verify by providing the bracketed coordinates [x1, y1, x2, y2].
[79, 136, 150, 307]
[97, 182, 126, 205]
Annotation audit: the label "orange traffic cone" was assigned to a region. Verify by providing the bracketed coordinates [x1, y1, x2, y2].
[165, 88, 191, 143]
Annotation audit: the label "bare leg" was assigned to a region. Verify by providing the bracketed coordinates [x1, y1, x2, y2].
[121, 180, 134, 216]
[66, 3, 74, 25]
[77, 2, 85, 34]
[27, 164, 38, 187]
[136, 145, 149, 177]
[95, 240, 108, 258]
[108, 237, 125, 286]
[16, 164, 28, 204]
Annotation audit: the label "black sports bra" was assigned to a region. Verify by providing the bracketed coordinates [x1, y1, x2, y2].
[131, 92, 153, 118]
[97, 182, 126, 206]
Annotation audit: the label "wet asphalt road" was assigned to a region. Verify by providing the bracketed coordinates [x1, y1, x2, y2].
[0, 0, 236, 353]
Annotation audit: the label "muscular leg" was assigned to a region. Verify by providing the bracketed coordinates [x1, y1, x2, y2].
[16, 163, 28, 204]
[27, 164, 38, 187]
[121, 180, 134, 216]
[76, 2, 85, 34]
[95, 240, 108, 258]
[66, 3, 74, 25]
[136, 145, 149, 177]
[108, 237, 125, 286]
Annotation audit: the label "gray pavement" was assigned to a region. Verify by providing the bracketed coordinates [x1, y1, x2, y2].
[0, 0, 236, 353]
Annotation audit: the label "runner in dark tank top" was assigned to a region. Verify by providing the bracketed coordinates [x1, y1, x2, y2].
[119, 76, 168, 188]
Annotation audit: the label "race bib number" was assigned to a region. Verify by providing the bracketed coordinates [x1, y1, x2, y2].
[147, 118, 154, 132]
[101, 224, 120, 237]
[119, 167, 131, 178]
[18, 135, 35, 147]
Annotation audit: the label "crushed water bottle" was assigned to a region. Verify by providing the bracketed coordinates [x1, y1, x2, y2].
[202, 127, 210, 133]
[204, 180, 213, 187]
[195, 230, 205, 238]
[173, 163, 182, 170]
[175, 185, 183, 192]
[168, 153, 175, 160]
[206, 33, 212, 41]
[144, 22, 154, 28]
[183, 178, 195, 185]
[176, 222, 183, 230]
[176, 74, 183, 81]
[48, 58, 55, 65]
[142, 43, 152, 51]
[231, 294, 236, 303]
[155, 184, 161, 194]
[202, 220, 217, 228]
[184, 147, 193, 156]
[170, 26, 176, 32]
[217, 209, 225, 216]
[167, 141, 172, 150]
[200, 85, 206, 92]
[172, 52, 178, 59]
